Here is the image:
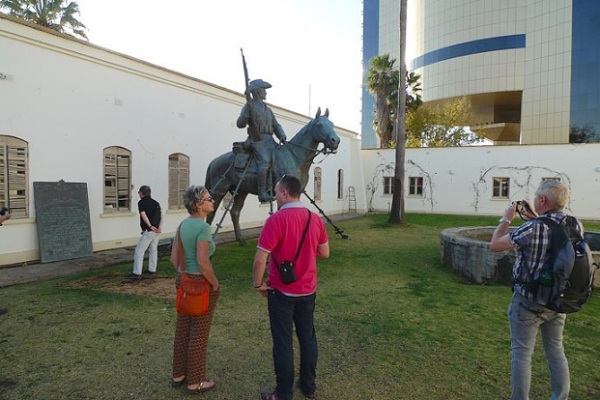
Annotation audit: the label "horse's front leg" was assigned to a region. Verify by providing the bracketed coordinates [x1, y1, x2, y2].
[231, 192, 249, 243]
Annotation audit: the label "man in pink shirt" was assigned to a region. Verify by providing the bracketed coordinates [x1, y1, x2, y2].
[253, 175, 330, 400]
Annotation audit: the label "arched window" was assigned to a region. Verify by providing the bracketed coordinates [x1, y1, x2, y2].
[168, 153, 190, 210]
[103, 146, 131, 212]
[337, 169, 344, 199]
[313, 167, 322, 201]
[0, 135, 28, 218]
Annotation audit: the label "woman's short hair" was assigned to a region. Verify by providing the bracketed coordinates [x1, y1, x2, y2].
[183, 185, 209, 214]
[536, 180, 569, 209]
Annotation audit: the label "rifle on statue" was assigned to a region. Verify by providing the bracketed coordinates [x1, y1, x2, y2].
[303, 191, 349, 239]
[240, 48, 260, 142]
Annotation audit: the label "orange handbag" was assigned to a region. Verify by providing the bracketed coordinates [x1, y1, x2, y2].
[174, 226, 210, 316]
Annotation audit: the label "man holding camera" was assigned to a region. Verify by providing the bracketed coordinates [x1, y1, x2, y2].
[490, 180, 580, 400]
[252, 175, 330, 400]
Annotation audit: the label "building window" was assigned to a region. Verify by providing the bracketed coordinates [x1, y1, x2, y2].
[313, 167, 322, 201]
[383, 177, 393, 194]
[542, 177, 560, 182]
[492, 177, 510, 198]
[103, 146, 131, 212]
[337, 169, 344, 199]
[168, 153, 190, 210]
[409, 177, 424, 196]
[0, 135, 28, 218]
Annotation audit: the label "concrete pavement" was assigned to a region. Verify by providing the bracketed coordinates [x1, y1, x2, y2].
[0, 212, 357, 287]
[0, 226, 263, 288]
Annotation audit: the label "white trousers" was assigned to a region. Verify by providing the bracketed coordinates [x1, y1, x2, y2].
[133, 230, 160, 275]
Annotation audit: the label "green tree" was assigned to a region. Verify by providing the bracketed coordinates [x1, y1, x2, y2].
[366, 56, 422, 149]
[0, 0, 87, 40]
[569, 124, 598, 143]
[366, 54, 397, 149]
[405, 97, 484, 147]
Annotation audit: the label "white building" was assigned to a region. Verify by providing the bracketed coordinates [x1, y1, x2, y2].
[0, 15, 366, 266]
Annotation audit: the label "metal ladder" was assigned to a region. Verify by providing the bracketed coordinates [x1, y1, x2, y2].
[347, 186, 357, 213]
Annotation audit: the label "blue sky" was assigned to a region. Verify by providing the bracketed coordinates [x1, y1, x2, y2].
[75, 0, 364, 132]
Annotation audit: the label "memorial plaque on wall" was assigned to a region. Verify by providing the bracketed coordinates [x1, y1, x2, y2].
[34, 181, 93, 263]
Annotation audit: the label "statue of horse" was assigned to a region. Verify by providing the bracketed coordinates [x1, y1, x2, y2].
[205, 108, 340, 242]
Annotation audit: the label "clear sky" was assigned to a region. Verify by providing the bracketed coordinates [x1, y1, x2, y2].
[75, 0, 364, 133]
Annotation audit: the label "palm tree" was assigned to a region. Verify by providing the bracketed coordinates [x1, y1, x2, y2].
[367, 55, 423, 149]
[366, 54, 397, 148]
[0, 0, 88, 40]
[406, 71, 423, 113]
[389, 0, 408, 224]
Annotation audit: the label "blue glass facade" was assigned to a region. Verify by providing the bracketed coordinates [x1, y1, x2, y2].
[410, 35, 526, 70]
[569, 0, 600, 142]
[361, 0, 379, 148]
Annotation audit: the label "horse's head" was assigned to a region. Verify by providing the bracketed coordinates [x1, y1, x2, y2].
[308, 108, 340, 152]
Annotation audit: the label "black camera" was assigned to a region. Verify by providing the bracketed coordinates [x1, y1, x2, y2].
[0, 207, 9, 216]
[277, 261, 297, 284]
[515, 200, 531, 213]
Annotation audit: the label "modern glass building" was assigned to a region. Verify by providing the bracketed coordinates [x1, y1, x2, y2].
[361, 0, 600, 147]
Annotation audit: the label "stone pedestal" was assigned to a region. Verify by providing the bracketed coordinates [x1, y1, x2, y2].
[440, 227, 600, 288]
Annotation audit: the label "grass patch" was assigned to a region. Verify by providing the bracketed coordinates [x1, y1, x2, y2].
[1, 214, 599, 399]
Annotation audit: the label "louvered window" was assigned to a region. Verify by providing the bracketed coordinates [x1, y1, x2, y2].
[0, 136, 28, 218]
[337, 169, 344, 199]
[313, 167, 322, 201]
[103, 147, 131, 212]
[168, 153, 189, 209]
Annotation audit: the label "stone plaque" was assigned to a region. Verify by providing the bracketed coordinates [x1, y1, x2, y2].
[34, 181, 93, 263]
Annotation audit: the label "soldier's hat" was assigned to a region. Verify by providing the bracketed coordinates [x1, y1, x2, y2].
[247, 79, 272, 92]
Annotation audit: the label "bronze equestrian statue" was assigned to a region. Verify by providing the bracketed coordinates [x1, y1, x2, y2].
[205, 108, 340, 242]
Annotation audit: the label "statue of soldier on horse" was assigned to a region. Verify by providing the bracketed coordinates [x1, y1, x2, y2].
[204, 50, 340, 241]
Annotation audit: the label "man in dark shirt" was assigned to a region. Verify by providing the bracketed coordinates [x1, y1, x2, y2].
[127, 185, 162, 280]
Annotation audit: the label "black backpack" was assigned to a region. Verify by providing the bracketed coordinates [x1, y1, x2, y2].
[535, 216, 596, 313]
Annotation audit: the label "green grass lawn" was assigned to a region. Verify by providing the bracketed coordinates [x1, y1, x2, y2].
[1, 214, 600, 400]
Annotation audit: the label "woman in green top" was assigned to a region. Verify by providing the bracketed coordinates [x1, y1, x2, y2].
[171, 185, 220, 394]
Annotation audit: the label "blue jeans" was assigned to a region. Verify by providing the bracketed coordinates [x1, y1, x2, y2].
[132, 230, 160, 275]
[267, 290, 318, 400]
[508, 293, 569, 400]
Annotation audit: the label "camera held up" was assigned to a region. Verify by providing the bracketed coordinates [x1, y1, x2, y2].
[0, 207, 9, 216]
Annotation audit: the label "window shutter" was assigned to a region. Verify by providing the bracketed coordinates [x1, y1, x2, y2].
[0, 136, 29, 218]
[169, 153, 189, 209]
[104, 147, 131, 212]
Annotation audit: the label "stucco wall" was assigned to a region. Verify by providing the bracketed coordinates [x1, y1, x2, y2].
[362, 144, 600, 220]
[0, 17, 366, 265]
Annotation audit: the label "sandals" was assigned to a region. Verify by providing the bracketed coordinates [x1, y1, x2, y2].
[171, 377, 186, 388]
[186, 380, 216, 394]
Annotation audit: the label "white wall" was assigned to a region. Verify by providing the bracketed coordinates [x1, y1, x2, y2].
[0, 17, 365, 265]
[363, 144, 600, 220]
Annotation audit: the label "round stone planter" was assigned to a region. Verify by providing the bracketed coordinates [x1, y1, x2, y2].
[440, 227, 600, 287]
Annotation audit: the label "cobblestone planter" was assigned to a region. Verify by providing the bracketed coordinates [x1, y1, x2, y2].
[440, 227, 600, 287]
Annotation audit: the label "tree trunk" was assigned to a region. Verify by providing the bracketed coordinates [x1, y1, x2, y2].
[389, 0, 407, 224]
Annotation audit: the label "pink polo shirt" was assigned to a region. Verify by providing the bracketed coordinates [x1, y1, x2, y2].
[257, 203, 329, 295]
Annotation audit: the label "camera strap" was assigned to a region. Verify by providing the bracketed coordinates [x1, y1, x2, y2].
[271, 209, 312, 266]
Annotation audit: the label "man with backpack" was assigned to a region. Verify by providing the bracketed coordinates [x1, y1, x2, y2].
[490, 180, 583, 400]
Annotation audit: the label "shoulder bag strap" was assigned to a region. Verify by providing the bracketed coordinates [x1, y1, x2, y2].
[176, 224, 187, 273]
[292, 210, 312, 263]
